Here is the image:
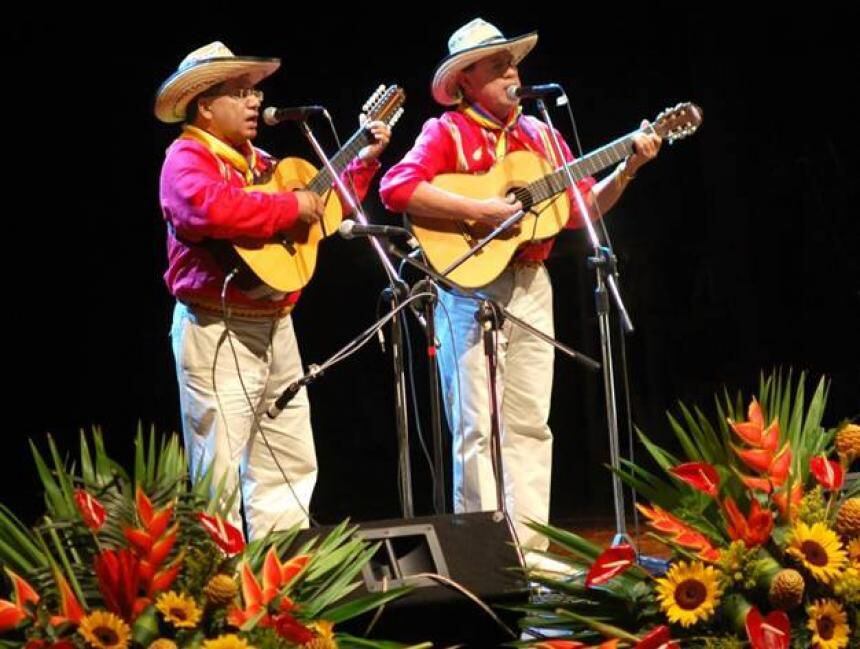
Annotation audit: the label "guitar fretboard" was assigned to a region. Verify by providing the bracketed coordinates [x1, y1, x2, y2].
[526, 131, 639, 204]
[306, 129, 375, 195]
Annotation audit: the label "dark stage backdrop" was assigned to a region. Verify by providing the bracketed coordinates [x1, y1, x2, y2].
[5, 7, 857, 528]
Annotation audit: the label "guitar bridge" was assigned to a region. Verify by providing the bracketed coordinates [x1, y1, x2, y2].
[278, 236, 297, 255]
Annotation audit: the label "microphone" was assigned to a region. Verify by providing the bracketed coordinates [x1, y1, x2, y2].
[338, 220, 412, 240]
[266, 364, 321, 419]
[506, 83, 563, 100]
[262, 105, 326, 125]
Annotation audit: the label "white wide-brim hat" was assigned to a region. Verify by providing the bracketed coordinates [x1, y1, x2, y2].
[431, 18, 537, 106]
[154, 41, 280, 123]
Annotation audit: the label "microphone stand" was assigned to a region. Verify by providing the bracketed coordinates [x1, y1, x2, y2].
[298, 119, 415, 518]
[407, 276, 445, 514]
[532, 97, 634, 548]
[384, 241, 599, 546]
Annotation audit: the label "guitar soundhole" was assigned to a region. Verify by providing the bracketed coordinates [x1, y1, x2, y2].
[511, 186, 534, 212]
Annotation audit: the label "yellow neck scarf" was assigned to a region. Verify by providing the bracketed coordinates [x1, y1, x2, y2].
[179, 125, 258, 184]
[460, 102, 522, 159]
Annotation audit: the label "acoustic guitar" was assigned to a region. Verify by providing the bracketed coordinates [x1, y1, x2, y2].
[410, 102, 702, 288]
[234, 85, 405, 292]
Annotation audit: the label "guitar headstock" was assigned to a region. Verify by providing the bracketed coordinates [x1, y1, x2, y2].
[652, 102, 703, 144]
[361, 84, 406, 128]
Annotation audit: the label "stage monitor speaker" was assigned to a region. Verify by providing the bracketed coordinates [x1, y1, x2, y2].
[291, 510, 528, 645]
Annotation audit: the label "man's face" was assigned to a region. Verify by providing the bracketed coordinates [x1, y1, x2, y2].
[458, 50, 521, 119]
[197, 76, 263, 147]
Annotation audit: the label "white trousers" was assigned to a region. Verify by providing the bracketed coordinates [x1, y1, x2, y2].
[435, 263, 555, 550]
[171, 303, 317, 540]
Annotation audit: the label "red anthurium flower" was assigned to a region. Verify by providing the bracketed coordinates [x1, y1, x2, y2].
[636, 504, 720, 562]
[723, 497, 773, 548]
[810, 455, 844, 491]
[585, 544, 636, 587]
[745, 607, 790, 649]
[669, 462, 720, 497]
[635, 625, 679, 649]
[48, 570, 84, 627]
[272, 611, 315, 644]
[197, 512, 245, 555]
[773, 484, 804, 522]
[73, 489, 106, 531]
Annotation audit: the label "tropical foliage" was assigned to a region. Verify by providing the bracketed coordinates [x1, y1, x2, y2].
[518, 371, 859, 649]
[0, 428, 418, 649]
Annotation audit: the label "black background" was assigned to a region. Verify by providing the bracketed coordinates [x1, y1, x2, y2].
[5, 6, 857, 529]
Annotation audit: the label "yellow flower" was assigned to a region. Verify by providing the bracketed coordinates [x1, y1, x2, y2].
[78, 610, 131, 649]
[832, 566, 860, 605]
[202, 634, 255, 649]
[155, 591, 202, 629]
[302, 620, 338, 649]
[655, 560, 723, 628]
[848, 537, 860, 566]
[148, 640, 178, 649]
[806, 599, 850, 649]
[786, 522, 847, 583]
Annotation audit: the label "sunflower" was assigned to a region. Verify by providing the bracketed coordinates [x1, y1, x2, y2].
[201, 635, 254, 649]
[78, 610, 131, 649]
[155, 591, 202, 629]
[807, 599, 850, 649]
[655, 560, 723, 627]
[786, 522, 847, 583]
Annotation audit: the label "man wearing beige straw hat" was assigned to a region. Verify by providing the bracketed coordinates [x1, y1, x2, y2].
[380, 18, 661, 562]
[156, 41, 390, 539]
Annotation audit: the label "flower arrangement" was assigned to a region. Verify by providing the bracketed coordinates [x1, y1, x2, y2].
[519, 371, 859, 648]
[0, 429, 419, 649]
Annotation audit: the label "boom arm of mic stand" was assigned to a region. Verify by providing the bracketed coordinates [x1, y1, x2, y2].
[298, 121, 399, 284]
[387, 242, 600, 371]
[440, 208, 528, 278]
[533, 98, 633, 333]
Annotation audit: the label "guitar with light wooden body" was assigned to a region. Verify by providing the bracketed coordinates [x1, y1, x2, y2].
[409, 102, 703, 289]
[234, 85, 405, 292]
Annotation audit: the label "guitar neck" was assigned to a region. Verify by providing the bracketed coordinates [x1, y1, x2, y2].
[527, 130, 639, 203]
[306, 128, 374, 195]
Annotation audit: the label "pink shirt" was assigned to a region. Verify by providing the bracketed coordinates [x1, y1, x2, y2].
[380, 111, 596, 262]
[160, 137, 379, 308]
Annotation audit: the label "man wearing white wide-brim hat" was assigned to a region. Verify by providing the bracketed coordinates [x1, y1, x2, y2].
[156, 41, 390, 539]
[380, 18, 661, 555]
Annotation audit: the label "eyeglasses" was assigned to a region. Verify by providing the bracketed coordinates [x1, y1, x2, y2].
[227, 88, 263, 101]
[206, 88, 264, 101]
